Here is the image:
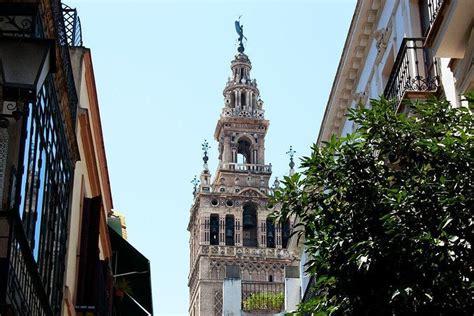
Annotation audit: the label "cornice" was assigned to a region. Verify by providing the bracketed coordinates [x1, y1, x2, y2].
[317, 0, 384, 145]
[83, 49, 114, 213]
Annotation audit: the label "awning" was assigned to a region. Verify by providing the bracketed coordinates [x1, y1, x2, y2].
[108, 226, 153, 315]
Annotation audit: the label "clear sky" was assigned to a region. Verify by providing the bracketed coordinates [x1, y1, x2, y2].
[66, 0, 356, 315]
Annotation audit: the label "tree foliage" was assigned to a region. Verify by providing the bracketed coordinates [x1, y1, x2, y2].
[272, 96, 473, 315]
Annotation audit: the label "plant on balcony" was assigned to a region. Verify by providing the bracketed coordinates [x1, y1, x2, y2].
[114, 278, 133, 300]
[243, 291, 284, 312]
[272, 95, 473, 315]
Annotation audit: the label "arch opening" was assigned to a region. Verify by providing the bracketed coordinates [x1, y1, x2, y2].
[237, 139, 251, 164]
[242, 203, 258, 247]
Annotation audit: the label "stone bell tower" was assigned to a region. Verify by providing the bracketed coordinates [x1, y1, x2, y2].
[187, 28, 299, 316]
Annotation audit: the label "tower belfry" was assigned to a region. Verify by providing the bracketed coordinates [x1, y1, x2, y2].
[188, 25, 299, 316]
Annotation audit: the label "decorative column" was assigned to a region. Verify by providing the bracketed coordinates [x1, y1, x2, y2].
[202, 215, 210, 245]
[235, 216, 242, 246]
[260, 220, 266, 248]
[276, 223, 282, 249]
[219, 215, 225, 246]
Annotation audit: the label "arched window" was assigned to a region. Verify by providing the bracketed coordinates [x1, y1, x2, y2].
[210, 214, 219, 245]
[237, 139, 251, 164]
[266, 218, 275, 248]
[242, 203, 258, 247]
[241, 91, 246, 106]
[282, 220, 290, 248]
[225, 215, 235, 246]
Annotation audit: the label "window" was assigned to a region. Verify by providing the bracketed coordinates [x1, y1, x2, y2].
[242, 203, 257, 247]
[210, 214, 219, 245]
[225, 215, 235, 246]
[266, 218, 275, 248]
[282, 220, 290, 248]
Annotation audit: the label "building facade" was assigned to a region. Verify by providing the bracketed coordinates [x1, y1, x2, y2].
[188, 43, 299, 315]
[299, 0, 473, 302]
[0, 1, 80, 315]
[0, 1, 152, 315]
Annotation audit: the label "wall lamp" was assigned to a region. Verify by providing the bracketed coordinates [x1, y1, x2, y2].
[0, 36, 56, 127]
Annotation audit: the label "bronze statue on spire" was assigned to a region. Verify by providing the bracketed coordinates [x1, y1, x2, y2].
[234, 17, 247, 53]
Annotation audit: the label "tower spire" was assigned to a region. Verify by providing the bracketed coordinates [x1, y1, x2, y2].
[287, 146, 296, 176]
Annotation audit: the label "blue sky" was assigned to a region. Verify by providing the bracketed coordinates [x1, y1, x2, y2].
[66, 0, 356, 315]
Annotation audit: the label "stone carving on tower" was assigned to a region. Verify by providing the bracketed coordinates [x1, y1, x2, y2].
[187, 25, 299, 316]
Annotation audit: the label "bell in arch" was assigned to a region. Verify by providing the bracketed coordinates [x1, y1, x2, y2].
[267, 230, 274, 239]
[243, 214, 256, 228]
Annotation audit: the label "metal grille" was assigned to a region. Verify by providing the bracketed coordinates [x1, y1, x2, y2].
[383, 38, 440, 106]
[0, 130, 8, 205]
[52, 0, 78, 123]
[62, 4, 83, 46]
[26, 77, 74, 313]
[5, 212, 53, 316]
[5, 76, 74, 315]
[214, 290, 222, 316]
[241, 281, 284, 313]
[0, 13, 36, 37]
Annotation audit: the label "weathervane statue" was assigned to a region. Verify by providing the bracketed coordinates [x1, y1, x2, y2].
[234, 16, 247, 53]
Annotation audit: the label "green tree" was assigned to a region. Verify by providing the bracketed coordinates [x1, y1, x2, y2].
[272, 96, 473, 315]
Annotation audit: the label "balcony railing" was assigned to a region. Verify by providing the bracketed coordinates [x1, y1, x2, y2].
[384, 38, 440, 108]
[421, 0, 447, 44]
[242, 281, 284, 313]
[301, 275, 317, 303]
[62, 4, 83, 47]
[200, 245, 291, 259]
[221, 162, 272, 174]
[2, 212, 53, 316]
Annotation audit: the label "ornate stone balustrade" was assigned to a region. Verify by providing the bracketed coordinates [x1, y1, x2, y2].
[200, 245, 290, 259]
[221, 163, 271, 174]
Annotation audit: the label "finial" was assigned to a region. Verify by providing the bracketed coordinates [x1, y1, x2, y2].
[273, 177, 280, 190]
[191, 175, 200, 196]
[234, 17, 247, 53]
[286, 146, 296, 175]
[202, 140, 210, 166]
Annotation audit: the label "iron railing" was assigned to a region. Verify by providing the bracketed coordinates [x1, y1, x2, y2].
[241, 281, 284, 313]
[301, 275, 317, 303]
[383, 38, 440, 106]
[53, 0, 79, 123]
[62, 3, 83, 47]
[421, 0, 446, 37]
[3, 212, 53, 316]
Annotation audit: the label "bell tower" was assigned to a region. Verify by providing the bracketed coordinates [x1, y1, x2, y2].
[188, 27, 299, 316]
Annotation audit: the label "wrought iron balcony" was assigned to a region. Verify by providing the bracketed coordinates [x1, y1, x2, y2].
[1, 212, 53, 316]
[220, 162, 272, 174]
[383, 38, 440, 109]
[420, 0, 447, 45]
[242, 281, 284, 313]
[62, 4, 83, 47]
